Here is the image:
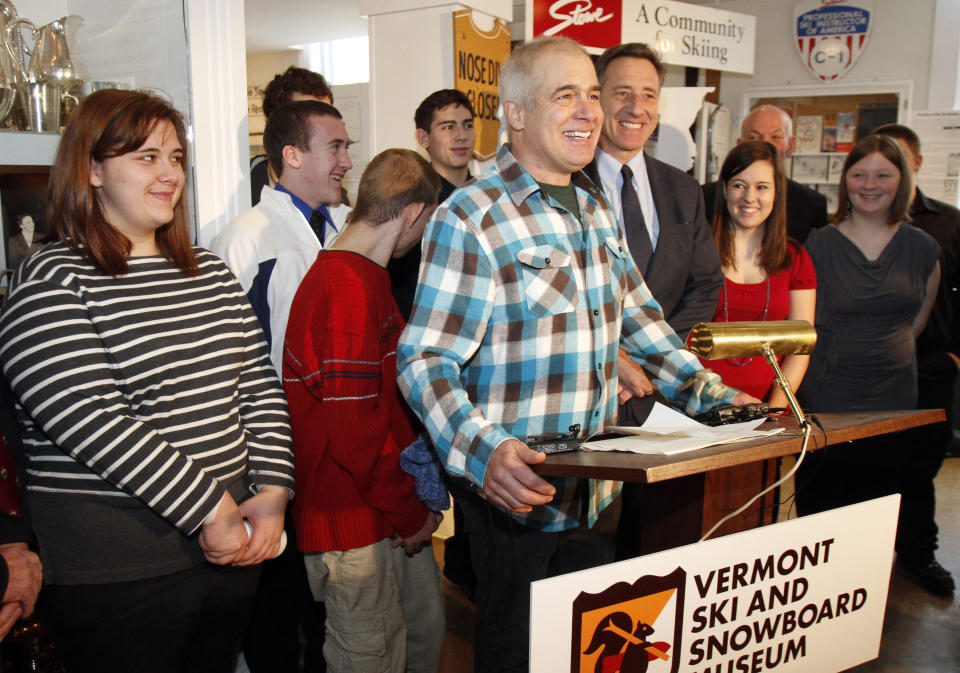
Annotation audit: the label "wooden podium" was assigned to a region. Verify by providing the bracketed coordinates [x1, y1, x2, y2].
[531, 409, 945, 554]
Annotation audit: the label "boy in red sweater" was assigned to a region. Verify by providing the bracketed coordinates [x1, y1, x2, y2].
[283, 149, 444, 673]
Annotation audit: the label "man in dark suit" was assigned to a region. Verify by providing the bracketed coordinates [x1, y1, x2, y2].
[585, 43, 722, 394]
[703, 105, 827, 243]
[585, 43, 723, 559]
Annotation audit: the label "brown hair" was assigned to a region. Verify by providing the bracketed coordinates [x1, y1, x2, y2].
[47, 88, 197, 277]
[711, 141, 790, 275]
[348, 149, 441, 225]
[833, 135, 913, 225]
[262, 66, 333, 118]
[264, 100, 342, 178]
[414, 89, 475, 132]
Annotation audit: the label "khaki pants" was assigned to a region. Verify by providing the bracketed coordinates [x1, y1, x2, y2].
[304, 538, 444, 673]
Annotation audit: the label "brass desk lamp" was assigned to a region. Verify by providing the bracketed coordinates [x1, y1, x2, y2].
[686, 320, 817, 540]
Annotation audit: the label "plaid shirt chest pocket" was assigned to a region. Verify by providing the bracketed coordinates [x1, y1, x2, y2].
[601, 236, 629, 304]
[516, 245, 579, 317]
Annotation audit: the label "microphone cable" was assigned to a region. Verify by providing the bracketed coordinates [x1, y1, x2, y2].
[699, 413, 825, 543]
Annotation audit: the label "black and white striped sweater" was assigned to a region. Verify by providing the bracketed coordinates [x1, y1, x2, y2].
[0, 243, 294, 583]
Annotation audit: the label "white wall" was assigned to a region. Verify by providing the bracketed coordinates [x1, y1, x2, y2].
[70, 0, 192, 113]
[333, 82, 370, 204]
[707, 0, 936, 132]
[929, 0, 960, 110]
[185, 0, 250, 246]
[16, 0, 67, 24]
[368, 4, 457, 154]
[365, 1, 511, 155]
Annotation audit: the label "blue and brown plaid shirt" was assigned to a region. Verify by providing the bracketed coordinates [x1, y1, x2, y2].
[397, 146, 736, 531]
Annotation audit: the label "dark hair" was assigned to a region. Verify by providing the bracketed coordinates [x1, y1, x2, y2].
[712, 141, 790, 275]
[349, 149, 441, 225]
[46, 88, 196, 277]
[871, 123, 921, 159]
[262, 66, 333, 118]
[414, 89, 475, 132]
[263, 100, 342, 177]
[595, 42, 665, 87]
[833, 135, 913, 225]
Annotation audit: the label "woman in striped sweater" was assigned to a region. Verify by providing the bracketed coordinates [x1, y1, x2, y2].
[0, 90, 295, 672]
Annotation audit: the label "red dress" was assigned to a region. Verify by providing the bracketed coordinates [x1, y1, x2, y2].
[700, 242, 817, 400]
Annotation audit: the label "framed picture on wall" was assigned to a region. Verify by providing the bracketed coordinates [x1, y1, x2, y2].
[0, 171, 50, 275]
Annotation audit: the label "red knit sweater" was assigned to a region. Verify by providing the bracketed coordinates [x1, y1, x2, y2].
[283, 250, 428, 553]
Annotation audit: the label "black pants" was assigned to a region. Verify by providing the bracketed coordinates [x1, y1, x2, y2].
[615, 393, 683, 560]
[41, 563, 260, 673]
[795, 432, 900, 516]
[242, 512, 326, 673]
[896, 351, 956, 561]
[456, 484, 619, 673]
[796, 423, 950, 564]
[797, 353, 955, 560]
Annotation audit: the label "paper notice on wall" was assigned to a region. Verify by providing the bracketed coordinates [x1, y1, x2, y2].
[910, 110, 960, 207]
[796, 115, 823, 154]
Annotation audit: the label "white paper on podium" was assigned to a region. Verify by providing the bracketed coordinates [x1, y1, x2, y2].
[582, 402, 784, 455]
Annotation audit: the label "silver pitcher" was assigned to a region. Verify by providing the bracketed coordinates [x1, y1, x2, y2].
[5, 15, 81, 84]
[16, 80, 61, 132]
[4, 14, 82, 132]
[0, 0, 22, 125]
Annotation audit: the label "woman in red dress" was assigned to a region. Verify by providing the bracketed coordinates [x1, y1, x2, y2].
[703, 141, 817, 407]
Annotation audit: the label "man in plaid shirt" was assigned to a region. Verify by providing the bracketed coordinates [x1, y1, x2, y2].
[397, 37, 756, 672]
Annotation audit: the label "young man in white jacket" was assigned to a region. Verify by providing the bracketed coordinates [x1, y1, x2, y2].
[213, 100, 353, 373]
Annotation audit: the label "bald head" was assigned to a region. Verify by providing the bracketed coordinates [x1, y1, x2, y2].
[740, 105, 794, 158]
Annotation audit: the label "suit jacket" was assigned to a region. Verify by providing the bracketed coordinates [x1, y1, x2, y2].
[702, 177, 828, 244]
[584, 153, 722, 340]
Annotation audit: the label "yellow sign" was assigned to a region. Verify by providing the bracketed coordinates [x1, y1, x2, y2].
[453, 9, 510, 161]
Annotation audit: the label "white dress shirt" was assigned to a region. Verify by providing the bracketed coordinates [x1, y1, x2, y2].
[594, 148, 661, 250]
